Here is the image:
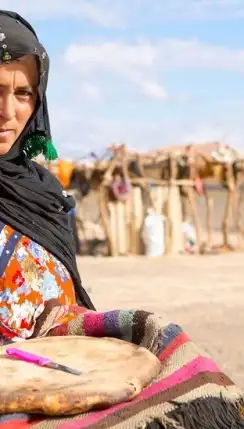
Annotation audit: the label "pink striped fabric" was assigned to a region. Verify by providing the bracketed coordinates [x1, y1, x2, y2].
[57, 356, 221, 429]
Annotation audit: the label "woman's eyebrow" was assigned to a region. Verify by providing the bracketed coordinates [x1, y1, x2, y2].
[15, 85, 35, 91]
[0, 84, 35, 90]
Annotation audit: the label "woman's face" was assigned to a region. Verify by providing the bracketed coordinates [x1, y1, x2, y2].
[0, 55, 38, 155]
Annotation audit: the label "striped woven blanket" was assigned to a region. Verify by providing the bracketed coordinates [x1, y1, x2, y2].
[1, 301, 244, 429]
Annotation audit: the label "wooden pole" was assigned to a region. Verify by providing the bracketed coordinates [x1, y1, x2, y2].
[99, 185, 116, 256]
[184, 153, 202, 253]
[99, 144, 127, 256]
[165, 154, 178, 254]
[222, 163, 235, 249]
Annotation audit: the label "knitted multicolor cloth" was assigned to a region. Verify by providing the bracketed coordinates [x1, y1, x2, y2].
[1, 301, 244, 429]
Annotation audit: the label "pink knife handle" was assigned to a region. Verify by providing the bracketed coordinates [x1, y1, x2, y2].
[6, 348, 51, 366]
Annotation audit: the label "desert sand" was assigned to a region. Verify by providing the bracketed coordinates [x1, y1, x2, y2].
[77, 250, 244, 388]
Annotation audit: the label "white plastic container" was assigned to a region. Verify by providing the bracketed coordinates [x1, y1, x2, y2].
[142, 208, 165, 256]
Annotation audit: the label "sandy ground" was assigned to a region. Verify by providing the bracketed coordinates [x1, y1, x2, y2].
[77, 251, 244, 388]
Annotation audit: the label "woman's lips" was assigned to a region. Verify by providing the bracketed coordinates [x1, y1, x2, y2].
[0, 129, 12, 134]
[0, 129, 13, 140]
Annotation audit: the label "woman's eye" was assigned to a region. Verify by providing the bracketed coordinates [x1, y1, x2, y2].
[16, 90, 33, 98]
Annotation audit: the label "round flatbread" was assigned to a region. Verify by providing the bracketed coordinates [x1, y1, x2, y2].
[0, 336, 160, 415]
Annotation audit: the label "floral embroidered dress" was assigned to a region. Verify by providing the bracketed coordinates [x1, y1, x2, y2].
[0, 220, 76, 342]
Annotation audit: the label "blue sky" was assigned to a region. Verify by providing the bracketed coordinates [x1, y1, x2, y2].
[3, 0, 244, 158]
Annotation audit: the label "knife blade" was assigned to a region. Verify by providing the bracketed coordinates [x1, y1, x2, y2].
[6, 347, 81, 376]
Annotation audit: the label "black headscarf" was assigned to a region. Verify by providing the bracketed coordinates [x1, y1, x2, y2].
[0, 11, 95, 310]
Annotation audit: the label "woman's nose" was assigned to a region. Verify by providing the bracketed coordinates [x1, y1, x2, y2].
[0, 94, 15, 121]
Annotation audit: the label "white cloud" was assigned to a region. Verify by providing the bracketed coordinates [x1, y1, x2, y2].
[64, 42, 157, 71]
[64, 42, 167, 100]
[136, 0, 244, 21]
[1, 0, 122, 27]
[138, 81, 167, 99]
[62, 38, 244, 101]
[157, 38, 244, 72]
[1, 0, 244, 25]
[64, 38, 244, 75]
[79, 82, 103, 102]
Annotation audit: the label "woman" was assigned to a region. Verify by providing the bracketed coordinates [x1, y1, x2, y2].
[0, 10, 94, 343]
[0, 11, 243, 429]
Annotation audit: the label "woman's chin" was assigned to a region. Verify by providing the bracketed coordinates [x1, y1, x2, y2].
[0, 141, 14, 155]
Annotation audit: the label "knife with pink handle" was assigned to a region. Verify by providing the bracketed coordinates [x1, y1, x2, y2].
[6, 347, 81, 376]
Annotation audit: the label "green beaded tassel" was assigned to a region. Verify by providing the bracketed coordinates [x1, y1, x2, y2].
[24, 135, 58, 160]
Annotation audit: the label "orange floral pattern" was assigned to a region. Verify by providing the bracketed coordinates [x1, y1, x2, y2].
[0, 223, 76, 341]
